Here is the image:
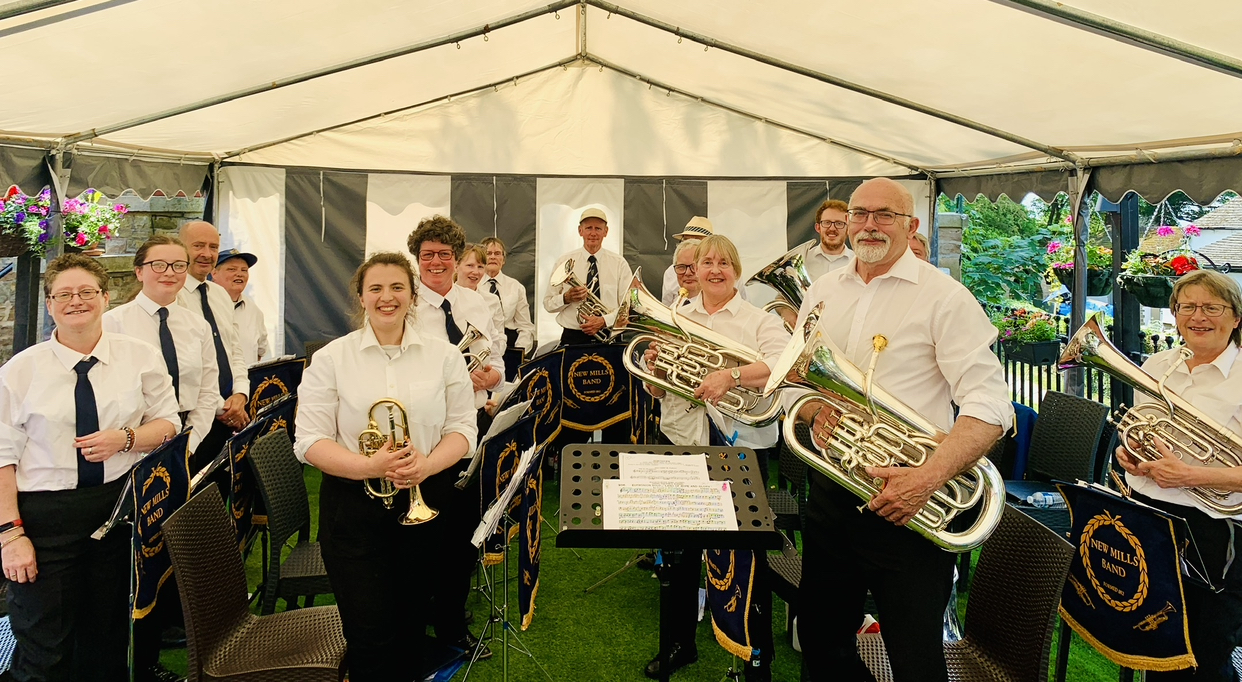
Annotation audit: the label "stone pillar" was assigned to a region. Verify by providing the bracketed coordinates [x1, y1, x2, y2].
[936, 212, 966, 281]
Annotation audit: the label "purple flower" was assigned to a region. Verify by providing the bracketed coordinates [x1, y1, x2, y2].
[1046, 240, 1062, 255]
[1053, 262, 1074, 270]
[1185, 225, 1201, 237]
[37, 233, 48, 243]
[38, 220, 48, 229]
[0, 200, 5, 211]
[13, 212, 24, 224]
[1157, 225, 1175, 237]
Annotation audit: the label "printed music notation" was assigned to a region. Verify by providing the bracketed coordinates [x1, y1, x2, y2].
[618, 452, 709, 482]
[601, 480, 737, 531]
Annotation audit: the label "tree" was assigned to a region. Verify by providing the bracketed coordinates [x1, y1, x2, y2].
[941, 194, 1055, 307]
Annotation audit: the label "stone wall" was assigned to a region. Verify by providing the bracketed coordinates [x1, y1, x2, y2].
[936, 211, 966, 282]
[0, 192, 206, 364]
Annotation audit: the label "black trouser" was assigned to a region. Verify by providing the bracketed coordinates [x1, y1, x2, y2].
[319, 469, 457, 682]
[427, 458, 481, 644]
[503, 329, 524, 383]
[800, 473, 955, 682]
[8, 480, 129, 682]
[192, 418, 232, 475]
[1138, 493, 1242, 682]
[559, 329, 600, 346]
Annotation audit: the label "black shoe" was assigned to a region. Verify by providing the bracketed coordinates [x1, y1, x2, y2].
[160, 625, 186, 648]
[457, 634, 493, 661]
[137, 664, 185, 682]
[644, 643, 698, 679]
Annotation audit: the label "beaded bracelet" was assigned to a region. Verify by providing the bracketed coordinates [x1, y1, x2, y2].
[120, 427, 136, 454]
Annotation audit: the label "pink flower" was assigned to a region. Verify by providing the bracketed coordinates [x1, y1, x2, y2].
[99, 225, 110, 235]
[1053, 262, 1073, 270]
[1185, 225, 1201, 237]
[1156, 225, 1175, 237]
[75, 232, 88, 246]
[114, 204, 127, 214]
[1046, 240, 1062, 255]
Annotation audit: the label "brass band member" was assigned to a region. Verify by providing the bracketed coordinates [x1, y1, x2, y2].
[909, 232, 930, 262]
[642, 235, 790, 681]
[543, 208, 633, 345]
[793, 179, 1011, 682]
[1114, 269, 1242, 682]
[803, 199, 853, 283]
[212, 249, 268, 366]
[480, 237, 536, 382]
[295, 252, 477, 681]
[0, 255, 179, 682]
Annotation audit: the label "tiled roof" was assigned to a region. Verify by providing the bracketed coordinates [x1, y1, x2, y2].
[1138, 233, 1184, 254]
[1197, 233, 1242, 269]
[1193, 195, 1242, 230]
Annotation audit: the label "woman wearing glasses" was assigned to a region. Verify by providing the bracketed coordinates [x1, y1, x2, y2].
[1114, 269, 1242, 681]
[0, 254, 179, 682]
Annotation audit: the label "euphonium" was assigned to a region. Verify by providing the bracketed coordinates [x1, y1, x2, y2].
[357, 399, 439, 525]
[748, 239, 815, 333]
[612, 272, 782, 427]
[549, 258, 611, 341]
[1060, 314, 1242, 514]
[456, 323, 491, 373]
[762, 303, 1005, 551]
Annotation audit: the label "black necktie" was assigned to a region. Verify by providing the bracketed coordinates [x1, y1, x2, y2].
[586, 255, 601, 297]
[157, 307, 180, 402]
[440, 299, 464, 345]
[198, 282, 233, 398]
[487, 278, 503, 315]
[74, 357, 104, 488]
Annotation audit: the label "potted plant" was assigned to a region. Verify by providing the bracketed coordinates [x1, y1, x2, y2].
[1046, 238, 1114, 296]
[0, 187, 53, 257]
[993, 307, 1062, 364]
[1116, 225, 1202, 308]
[61, 189, 123, 255]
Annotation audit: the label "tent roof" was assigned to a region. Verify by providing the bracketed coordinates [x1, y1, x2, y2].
[3, 0, 1242, 188]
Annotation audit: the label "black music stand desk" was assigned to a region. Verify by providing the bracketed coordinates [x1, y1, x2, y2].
[557, 445, 782, 682]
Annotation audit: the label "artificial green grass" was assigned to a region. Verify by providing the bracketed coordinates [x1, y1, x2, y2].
[161, 466, 1122, 681]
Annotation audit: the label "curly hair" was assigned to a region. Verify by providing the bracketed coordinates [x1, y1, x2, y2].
[44, 253, 109, 297]
[407, 215, 466, 262]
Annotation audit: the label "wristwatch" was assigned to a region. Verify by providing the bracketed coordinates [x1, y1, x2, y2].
[730, 367, 742, 387]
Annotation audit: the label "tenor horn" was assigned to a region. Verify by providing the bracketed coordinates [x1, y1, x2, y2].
[550, 258, 611, 341]
[748, 239, 815, 332]
[1060, 314, 1242, 514]
[763, 303, 1005, 551]
[357, 399, 439, 525]
[456, 323, 491, 373]
[613, 272, 782, 427]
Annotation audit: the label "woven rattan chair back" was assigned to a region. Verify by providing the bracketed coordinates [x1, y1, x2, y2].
[303, 341, 329, 364]
[248, 429, 310, 548]
[1026, 391, 1109, 483]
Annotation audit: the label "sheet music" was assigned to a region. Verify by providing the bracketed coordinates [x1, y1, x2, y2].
[601, 479, 737, 531]
[618, 452, 708, 482]
[471, 445, 540, 547]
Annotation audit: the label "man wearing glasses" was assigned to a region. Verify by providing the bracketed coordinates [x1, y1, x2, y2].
[788, 178, 1011, 682]
[544, 208, 633, 345]
[803, 199, 854, 283]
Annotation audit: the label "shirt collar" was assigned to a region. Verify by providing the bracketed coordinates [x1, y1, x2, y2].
[134, 291, 165, 316]
[359, 319, 423, 352]
[50, 330, 109, 370]
[1204, 343, 1239, 379]
[182, 276, 207, 294]
[843, 246, 922, 286]
[689, 290, 743, 316]
[419, 283, 448, 308]
[812, 243, 852, 261]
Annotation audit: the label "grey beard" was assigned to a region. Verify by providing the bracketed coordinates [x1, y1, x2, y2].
[854, 242, 891, 263]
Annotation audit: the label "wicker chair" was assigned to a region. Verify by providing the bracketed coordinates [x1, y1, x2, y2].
[247, 429, 332, 615]
[770, 425, 809, 536]
[164, 483, 346, 682]
[303, 341, 329, 364]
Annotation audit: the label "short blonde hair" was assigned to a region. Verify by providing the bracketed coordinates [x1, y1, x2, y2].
[694, 235, 742, 278]
[1171, 269, 1242, 347]
[460, 243, 487, 266]
[911, 232, 930, 260]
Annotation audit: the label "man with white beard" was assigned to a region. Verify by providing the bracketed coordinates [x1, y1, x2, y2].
[789, 178, 1010, 682]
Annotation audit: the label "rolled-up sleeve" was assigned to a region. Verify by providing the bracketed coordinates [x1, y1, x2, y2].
[933, 289, 1013, 429]
[294, 350, 340, 464]
[441, 350, 479, 453]
[0, 375, 27, 470]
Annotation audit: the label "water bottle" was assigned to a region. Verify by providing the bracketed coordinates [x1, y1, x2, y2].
[1026, 492, 1067, 509]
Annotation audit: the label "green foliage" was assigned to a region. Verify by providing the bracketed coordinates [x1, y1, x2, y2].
[993, 307, 1060, 344]
[948, 195, 1055, 306]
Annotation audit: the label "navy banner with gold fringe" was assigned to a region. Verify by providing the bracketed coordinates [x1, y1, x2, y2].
[246, 357, 304, 422]
[512, 350, 564, 448]
[560, 344, 631, 432]
[706, 548, 757, 660]
[1057, 483, 1195, 672]
[480, 414, 536, 567]
[225, 417, 267, 548]
[131, 431, 192, 619]
[518, 450, 545, 630]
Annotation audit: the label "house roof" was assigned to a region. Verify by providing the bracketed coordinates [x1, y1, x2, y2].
[1197, 233, 1242, 269]
[1192, 195, 1242, 230]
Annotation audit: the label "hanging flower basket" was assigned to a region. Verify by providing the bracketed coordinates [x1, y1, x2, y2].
[0, 231, 29, 258]
[1002, 339, 1062, 365]
[1053, 267, 1114, 297]
[1116, 273, 1176, 309]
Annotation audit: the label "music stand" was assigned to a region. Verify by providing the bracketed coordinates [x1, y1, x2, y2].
[558, 445, 782, 682]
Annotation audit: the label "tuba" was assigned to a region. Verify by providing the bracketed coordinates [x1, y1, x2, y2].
[549, 258, 611, 341]
[763, 303, 1005, 551]
[613, 272, 782, 426]
[357, 399, 439, 525]
[748, 239, 815, 333]
[456, 323, 491, 373]
[1060, 314, 1242, 514]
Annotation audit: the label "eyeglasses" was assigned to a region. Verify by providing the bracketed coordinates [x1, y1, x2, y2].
[48, 289, 102, 303]
[846, 209, 913, 226]
[1173, 303, 1233, 317]
[141, 260, 189, 273]
[419, 250, 456, 262]
[673, 264, 696, 275]
[817, 220, 847, 230]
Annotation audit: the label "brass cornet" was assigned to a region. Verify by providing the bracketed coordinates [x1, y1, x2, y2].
[456, 323, 491, 373]
[357, 399, 438, 525]
[550, 258, 611, 341]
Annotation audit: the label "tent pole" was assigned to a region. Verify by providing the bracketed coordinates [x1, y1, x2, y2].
[1066, 168, 1094, 397]
[0, 0, 75, 21]
[59, 0, 580, 146]
[995, 0, 1242, 80]
[585, 0, 1079, 164]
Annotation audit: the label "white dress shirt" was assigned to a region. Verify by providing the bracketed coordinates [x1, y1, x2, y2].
[484, 271, 536, 352]
[0, 332, 180, 491]
[657, 293, 791, 449]
[232, 293, 269, 366]
[793, 249, 1013, 433]
[1127, 344, 1242, 519]
[543, 246, 633, 328]
[803, 241, 854, 284]
[661, 264, 748, 306]
[415, 284, 506, 408]
[104, 292, 221, 451]
[177, 277, 249, 399]
[293, 321, 477, 463]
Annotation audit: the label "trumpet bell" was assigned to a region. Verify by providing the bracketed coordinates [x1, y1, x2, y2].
[400, 489, 439, 526]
